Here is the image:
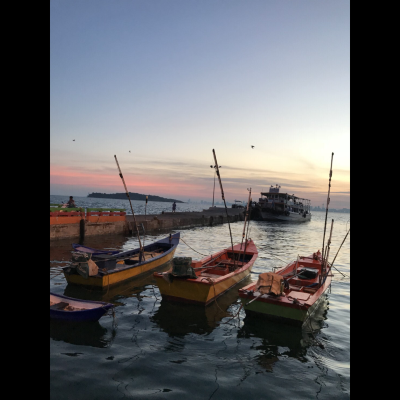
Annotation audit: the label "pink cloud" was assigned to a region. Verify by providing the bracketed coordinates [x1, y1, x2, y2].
[50, 165, 349, 207]
[50, 166, 209, 197]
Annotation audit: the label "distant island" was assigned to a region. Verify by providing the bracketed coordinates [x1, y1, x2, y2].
[88, 192, 184, 203]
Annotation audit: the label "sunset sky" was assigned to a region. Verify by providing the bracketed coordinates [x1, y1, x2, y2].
[50, 0, 350, 208]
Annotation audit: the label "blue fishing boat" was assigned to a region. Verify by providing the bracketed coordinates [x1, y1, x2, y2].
[50, 292, 114, 322]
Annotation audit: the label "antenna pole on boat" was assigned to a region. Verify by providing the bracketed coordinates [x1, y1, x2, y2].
[295, 255, 299, 276]
[321, 152, 334, 266]
[241, 189, 252, 245]
[143, 195, 148, 247]
[240, 188, 252, 262]
[245, 192, 252, 241]
[212, 149, 235, 264]
[321, 219, 334, 285]
[114, 155, 145, 261]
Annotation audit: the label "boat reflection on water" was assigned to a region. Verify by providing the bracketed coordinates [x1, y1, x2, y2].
[300, 293, 330, 346]
[50, 319, 116, 348]
[151, 276, 252, 337]
[238, 294, 330, 372]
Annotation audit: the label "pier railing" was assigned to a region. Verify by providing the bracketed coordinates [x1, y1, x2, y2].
[50, 207, 85, 225]
[86, 208, 126, 223]
[50, 206, 126, 225]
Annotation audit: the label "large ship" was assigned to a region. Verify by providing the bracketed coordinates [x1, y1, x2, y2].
[253, 185, 311, 222]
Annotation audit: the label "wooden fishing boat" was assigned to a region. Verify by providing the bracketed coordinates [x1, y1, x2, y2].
[71, 243, 120, 256]
[50, 292, 114, 322]
[153, 239, 258, 306]
[238, 250, 332, 326]
[63, 232, 180, 290]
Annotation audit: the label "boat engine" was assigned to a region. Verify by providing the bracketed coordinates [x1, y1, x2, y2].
[71, 252, 99, 279]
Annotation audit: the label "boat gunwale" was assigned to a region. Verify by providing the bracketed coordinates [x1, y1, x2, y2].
[154, 239, 258, 285]
[65, 233, 180, 278]
[238, 267, 332, 310]
[160, 273, 253, 306]
[154, 254, 257, 286]
[50, 292, 114, 313]
[95, 232, 180, 260]
[103, 244, 177, 275]
[239, 277, 331, 309]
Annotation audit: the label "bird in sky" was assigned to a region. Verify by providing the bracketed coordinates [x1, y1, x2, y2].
[129, 150, 131, 153]
[73, 139, 75, 141]
[251, 145, 254, 148]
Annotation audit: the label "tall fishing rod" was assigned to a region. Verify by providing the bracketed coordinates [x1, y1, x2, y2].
[245, 192, 252, 241]
[320, 219, 334, 286]
[212, 149, 235, 265]
[240, 188, 252, 263]
[143, 195, 148, 247]
[321, 152, 334, 265]
[114, 155, 145, 261]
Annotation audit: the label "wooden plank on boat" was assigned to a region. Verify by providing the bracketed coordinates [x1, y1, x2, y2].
[200, 273, 221, 279]
[287, 291, 310, 301]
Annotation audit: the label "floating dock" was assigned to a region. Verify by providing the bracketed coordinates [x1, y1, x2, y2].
[50, 207, 246, 241]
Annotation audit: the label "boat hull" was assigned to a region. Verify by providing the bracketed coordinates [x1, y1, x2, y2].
[155, 264, 253, 306]
[63, 233, 180, 290]
[50, 292, 113, 322]
[154, 240, 258, 306]
[65, 248, 177, 289]
[238, 252, 331, 326]
[240, 283, 330, 326]
[259, 210, 311, 222]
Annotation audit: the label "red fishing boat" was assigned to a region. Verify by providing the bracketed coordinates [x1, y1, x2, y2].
[154, 149, 259, 306]
[238, 250, 332, 326]
[154, 239, 258, 306]
[239, 152, 338, 326]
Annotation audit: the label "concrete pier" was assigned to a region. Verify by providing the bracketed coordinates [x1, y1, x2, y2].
[50, 207, 246, 241]
[127, 207, 245, 234]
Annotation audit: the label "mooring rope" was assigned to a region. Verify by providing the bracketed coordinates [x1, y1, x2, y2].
[103, 306, 117, 328]
[180, 237, 242, 258]
[50, 270, 64, 280]
[151, 284, 160, 301]
[179, 237, 209, 256]
[222, 303, 243, 325]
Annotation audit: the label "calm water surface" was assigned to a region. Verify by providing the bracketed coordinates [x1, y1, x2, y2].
[50, 195, 210, 214]
[50, 206, 350, 400]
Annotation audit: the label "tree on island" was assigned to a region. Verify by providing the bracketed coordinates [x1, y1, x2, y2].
[87, 192, 184, 203]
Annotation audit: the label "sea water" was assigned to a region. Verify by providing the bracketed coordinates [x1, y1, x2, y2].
[50, 195, 212, 214]
[50, 204, 350, 400]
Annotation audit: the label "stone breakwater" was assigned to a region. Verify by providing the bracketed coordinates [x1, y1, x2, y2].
[50, 208, 246, 240]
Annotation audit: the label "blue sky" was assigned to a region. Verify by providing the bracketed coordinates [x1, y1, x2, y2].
[50, 0, 350, 208]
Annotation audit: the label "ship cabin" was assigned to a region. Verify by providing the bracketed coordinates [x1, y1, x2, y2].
[258, 185, 311, 214]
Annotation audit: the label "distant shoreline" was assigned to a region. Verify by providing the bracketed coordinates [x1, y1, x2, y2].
[87, 192, 185, 203]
